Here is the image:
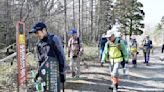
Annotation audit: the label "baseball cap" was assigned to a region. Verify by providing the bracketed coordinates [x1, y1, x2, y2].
[30, 22, 47, 33]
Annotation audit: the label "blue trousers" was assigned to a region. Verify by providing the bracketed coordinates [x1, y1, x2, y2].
[100, 48, 104, 62]
[143, 49, 150, 63]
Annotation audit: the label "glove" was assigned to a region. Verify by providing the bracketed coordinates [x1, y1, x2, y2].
[34, 72, 39, 82]
[60, 73, 65, 83]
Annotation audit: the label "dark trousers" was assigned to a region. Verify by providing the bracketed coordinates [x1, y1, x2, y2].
[143, 49, 150, 63]
[131, 52, 137, 65]
[132, 60, 137, 65]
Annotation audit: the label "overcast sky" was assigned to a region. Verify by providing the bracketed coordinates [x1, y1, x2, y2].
[138, 0, 164, 27]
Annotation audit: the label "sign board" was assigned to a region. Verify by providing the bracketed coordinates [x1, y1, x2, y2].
[16, 21, 27, 86]
[39, 57, 60, 92]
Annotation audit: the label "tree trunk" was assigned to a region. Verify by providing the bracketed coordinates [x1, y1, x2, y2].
[6, 0, 9, 46]
[86, 1, 88, 40]
[90, 0, 93, 42]
[81, 0, 84, 40]
[73, 0, 75, 28]
[130, 18, 132, 38]
[97, 0, 101, 39]
[64, 0, 67, 47]
[78, 0, 81, 38]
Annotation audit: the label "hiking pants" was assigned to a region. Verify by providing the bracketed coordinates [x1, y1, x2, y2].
[110, 62, 121, 86]
[100, 48, 104, 63]
[70, 56, 80, 76]
[143, 49, 150, 63]
[111, 62, 121, 77]
[131, 52, 137, 65]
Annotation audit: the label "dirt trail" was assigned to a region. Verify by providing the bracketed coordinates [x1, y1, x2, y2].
[65, 48, 164, 92]
[0, 48, 164, 92]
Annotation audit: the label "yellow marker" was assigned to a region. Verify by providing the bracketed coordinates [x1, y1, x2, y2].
[19, 35, 25, 44]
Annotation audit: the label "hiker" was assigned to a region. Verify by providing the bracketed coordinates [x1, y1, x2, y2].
[129, 36, 138, 67]
[115, 32, 128, 69]
[141, 35, 153, 66]
[30, 22, 66, 91]
[101, 30, 128, 92]
[162, 44, 164, 53]
[98, 33, 107, 66]
[68, 29, 83, 78]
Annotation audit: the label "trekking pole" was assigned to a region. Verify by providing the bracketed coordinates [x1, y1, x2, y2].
[62, 82, 65, 92]
[17, 73, 19, 92]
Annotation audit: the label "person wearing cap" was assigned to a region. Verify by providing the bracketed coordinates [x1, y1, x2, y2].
[98, 33, 108, 66]
[101, 30, 128, 92]
[68, 28, 83, 78]
[115, 31, 128, 69]
[129, 36, 138, 67]
[30, 22, 66, 91]
[141, 35, 153, 66]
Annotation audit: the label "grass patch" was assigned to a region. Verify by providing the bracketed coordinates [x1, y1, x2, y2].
[0, 53, 38, 91]
[82, 46, 98, 61]
[65, 45, 98, 64]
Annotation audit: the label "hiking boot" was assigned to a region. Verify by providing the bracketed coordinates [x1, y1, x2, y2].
[72, 72, 75, 77]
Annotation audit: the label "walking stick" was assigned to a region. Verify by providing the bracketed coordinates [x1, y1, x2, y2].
[62, 82, 65, 92]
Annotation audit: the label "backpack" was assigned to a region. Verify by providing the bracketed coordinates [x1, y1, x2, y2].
[131, 40, 137, 48]
[69, 37, 81, 57]
[143, 39, 153, 49]
[108, 38, 126, 68]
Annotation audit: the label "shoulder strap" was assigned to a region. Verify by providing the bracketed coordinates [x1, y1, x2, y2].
[117, 38, 124, 57]
[70, 37, 80, 45]
[49, 35, 58, 55]
[118, 39, 121, 43]
[77, 37, 80, 45]
[107, 39, 124, 58]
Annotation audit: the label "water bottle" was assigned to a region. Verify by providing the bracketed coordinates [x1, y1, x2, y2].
[31, 71, 42, 91]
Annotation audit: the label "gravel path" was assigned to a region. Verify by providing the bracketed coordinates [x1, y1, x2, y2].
[1, 48, 164, 92]
[65, 48, 164, 92]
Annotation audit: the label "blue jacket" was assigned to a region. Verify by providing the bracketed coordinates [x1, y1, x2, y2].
[99, 37, 107, 50]
[37, 32, 66, 82]
[142, 39, 153, 50]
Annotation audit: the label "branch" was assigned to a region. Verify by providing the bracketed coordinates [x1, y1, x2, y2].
[0, 52, 16, 62]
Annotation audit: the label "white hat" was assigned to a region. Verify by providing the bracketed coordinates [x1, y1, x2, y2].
[115, 32, 121, 37]
[111, 25, 118, 32]
[104, 30, 115, 38]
